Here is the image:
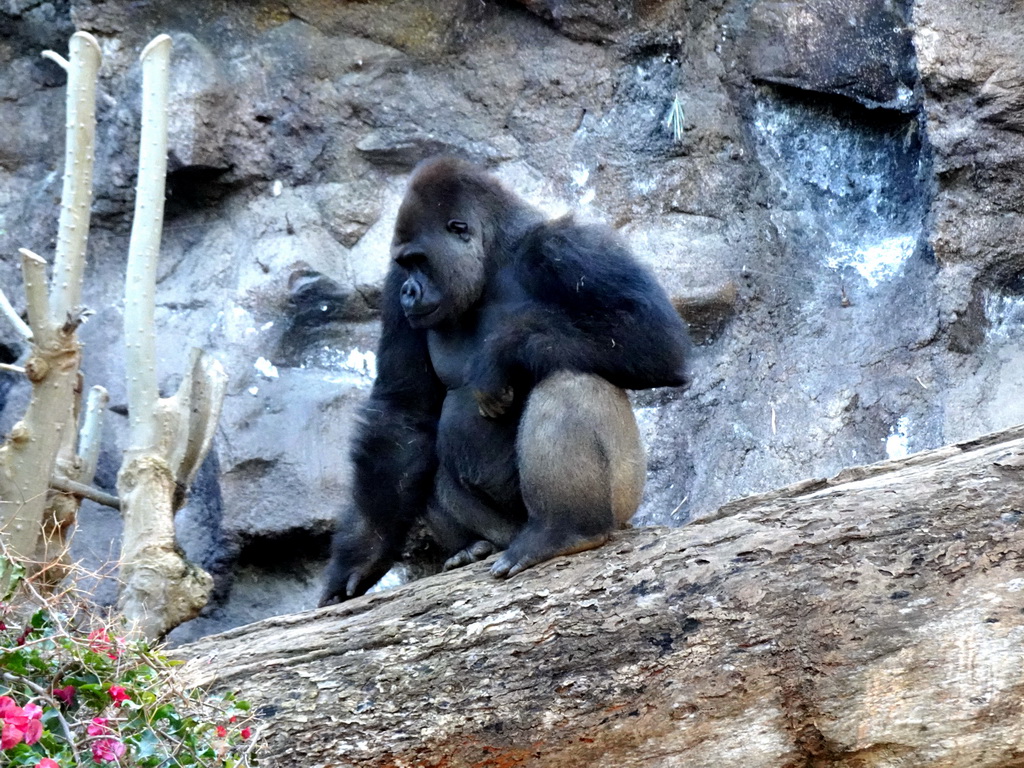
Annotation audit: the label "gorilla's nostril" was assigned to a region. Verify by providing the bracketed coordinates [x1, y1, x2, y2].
[401, 280, 422, 301]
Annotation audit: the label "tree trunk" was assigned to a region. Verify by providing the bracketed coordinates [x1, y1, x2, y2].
[0, 32, 101, 561]
[180, 425, 1024, 768]
[118, 454, 213, 640]
[116, 35, 224, 639]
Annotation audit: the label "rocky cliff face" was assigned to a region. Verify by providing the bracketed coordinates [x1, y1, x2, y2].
[1, 0, 1020, 642]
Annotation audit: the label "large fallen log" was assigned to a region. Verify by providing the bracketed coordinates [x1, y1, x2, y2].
[180, 425, 1024, 768]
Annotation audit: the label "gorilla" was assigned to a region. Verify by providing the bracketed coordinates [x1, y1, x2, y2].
[319, 157, 691, 605]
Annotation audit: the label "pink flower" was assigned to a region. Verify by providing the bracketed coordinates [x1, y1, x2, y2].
[91, 738, 126, 763]
[88, 628, 108, 649]
[20, 703, 42, 745]
[87, 628, 119, 659]
[215, 724, 227, 738]
[22, 719, 42, 746]
[52, 685, 75, 706]
[240, 727, 251, 740]
[35, 759, 59, 768]
[0, 697, 35, 750]
[87, 717, 108, 737]
[108, 686, 130, 706]
[1, 722, 24, 750]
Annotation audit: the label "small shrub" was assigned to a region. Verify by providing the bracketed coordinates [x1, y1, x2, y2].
[0, 555, 258, 767]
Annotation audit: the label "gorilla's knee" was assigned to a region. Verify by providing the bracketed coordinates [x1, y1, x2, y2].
[490, 372, 645, 577]
[519, 372, 645, 526]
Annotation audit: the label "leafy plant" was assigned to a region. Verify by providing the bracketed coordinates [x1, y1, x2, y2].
[0, 555, 258, 767]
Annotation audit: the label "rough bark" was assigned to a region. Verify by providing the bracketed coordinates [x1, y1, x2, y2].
[117, 346, 224, 638]
[35, 384, 109, 590]
[118, 454, 213, 639]
[179, 425, 1024, 768]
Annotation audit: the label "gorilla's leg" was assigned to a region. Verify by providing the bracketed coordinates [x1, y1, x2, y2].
[491, 372, 645, 578]
[427, 467, 503, 571]
[429, 387, 526, 568]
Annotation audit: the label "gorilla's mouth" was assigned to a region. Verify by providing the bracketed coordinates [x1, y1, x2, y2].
[404, 305, 441, 327]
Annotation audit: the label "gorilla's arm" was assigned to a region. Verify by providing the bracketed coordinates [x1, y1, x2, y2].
[320, 268, 445, 606]
[470, 218, 691, 400]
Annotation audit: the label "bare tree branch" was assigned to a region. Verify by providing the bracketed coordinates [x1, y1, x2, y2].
[49, 477, 120, 510]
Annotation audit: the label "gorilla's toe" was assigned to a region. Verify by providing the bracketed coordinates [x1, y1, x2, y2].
[444, 540, 495, 571]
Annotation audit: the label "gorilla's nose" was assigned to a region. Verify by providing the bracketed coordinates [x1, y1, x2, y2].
[401, 278, 422, 308]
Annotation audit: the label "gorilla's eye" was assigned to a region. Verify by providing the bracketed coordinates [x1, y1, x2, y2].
[447, 219, 469, 236]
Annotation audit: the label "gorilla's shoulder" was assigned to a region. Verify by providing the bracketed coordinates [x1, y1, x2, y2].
[514, 214, 656, 302]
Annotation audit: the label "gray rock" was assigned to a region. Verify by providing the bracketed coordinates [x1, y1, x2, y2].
[745, 0, 918, 110]
[165, 34, 233, 173]
[513, 0, 640, 43]
[316, 178, 384, 249]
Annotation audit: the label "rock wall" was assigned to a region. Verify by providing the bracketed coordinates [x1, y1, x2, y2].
[0, 0, 1021, 641]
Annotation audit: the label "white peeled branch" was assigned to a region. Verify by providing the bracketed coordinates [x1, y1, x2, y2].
[124, 34, 172, 453]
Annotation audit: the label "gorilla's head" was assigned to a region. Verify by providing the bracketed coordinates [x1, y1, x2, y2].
[390, 157, 536, 329]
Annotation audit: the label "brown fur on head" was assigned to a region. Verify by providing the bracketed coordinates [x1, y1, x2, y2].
[390, 158, 541, 327]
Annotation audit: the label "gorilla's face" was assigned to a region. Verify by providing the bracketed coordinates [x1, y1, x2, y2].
[390, 160, 489, 329]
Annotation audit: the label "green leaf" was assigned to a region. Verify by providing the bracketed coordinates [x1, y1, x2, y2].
[131, 727, 161, 759]
[41, 707, 66, 732]
[1, 649, 33, 676]
[129, 664, 157, 680]
[64, 671, 101, 687]
[0, 557, 26, 600]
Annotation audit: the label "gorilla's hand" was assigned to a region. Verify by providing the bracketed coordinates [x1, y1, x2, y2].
[318, 529, 391, 607]
[467, 356, 514, 418]
[473, 384, 514, 418]
[318, 554, 386, 607]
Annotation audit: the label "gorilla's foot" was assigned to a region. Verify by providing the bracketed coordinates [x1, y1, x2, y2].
[490, 529, 610, 578]
[443, 540, 495, 571]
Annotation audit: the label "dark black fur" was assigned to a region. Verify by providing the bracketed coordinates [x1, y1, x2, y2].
[469, 216, 691, 398]
[320, 158, 690, 605]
